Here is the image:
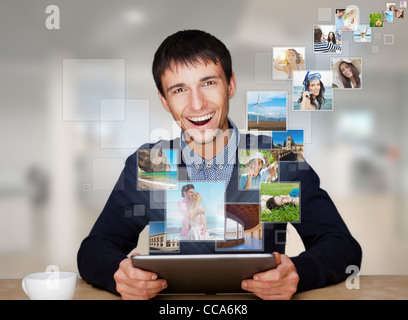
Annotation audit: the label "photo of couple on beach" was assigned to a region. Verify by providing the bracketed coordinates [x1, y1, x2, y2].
[166, 182, 225, 241]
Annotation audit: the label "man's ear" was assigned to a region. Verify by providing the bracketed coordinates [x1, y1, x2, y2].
[228, 72, 237, 99]
[158, 91, 171, 113]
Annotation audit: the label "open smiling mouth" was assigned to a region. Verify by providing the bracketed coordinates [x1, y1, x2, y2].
[187, 112, 215, 126]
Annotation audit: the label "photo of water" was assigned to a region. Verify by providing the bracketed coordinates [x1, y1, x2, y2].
[138, 171, 178, 189]
[293, 85, 333, 111]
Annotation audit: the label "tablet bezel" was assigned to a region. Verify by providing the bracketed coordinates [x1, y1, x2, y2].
[131, 253, 276, 294]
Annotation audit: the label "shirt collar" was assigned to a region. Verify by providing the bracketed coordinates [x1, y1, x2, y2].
[179, 118, 240, 166]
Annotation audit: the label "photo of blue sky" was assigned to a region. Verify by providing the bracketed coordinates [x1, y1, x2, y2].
[166, 181, 225, 240]
[272, 130, 304, 146]
[247, 91, 287, 121]
[164, 149, 177, 171]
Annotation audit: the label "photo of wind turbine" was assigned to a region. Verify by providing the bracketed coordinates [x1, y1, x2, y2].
[249, 94, 265, 124]
[246, 91, 287, 131]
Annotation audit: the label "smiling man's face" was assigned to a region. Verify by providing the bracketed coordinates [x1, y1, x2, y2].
[158, 59, 236, 145]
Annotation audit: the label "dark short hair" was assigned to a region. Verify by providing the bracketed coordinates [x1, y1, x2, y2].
[152, 29, 233, 97]
[181, 184, 194, 198]
[314, 27, 322, 42]
[266, 197, 277, 210]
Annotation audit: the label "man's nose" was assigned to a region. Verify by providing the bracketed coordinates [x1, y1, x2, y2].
[189, 88, 206, 111]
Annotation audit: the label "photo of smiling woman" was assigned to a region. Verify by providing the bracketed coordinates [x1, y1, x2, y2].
[272, 47, 305, 80]
[331, 58, 362, 89]
[292, 70, 333, 111]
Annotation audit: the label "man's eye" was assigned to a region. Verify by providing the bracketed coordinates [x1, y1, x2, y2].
[203, 81, 215, 86]
[174, 88, 185, 93]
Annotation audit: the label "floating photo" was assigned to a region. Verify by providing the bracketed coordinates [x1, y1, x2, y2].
[370, 13, 384, 27]
[246, 91, 287, 131]
[260, 182, 300, 223]
[335, 6, 359, 31]
[387, 2, 397, 11]
[292, 70, 333, 111]
[216, 203, 263, 251]
[149, 221, 179, 254]
[166, 181, 225, 241]
[272, 130, 304, 162]
[331, 58, 362, 89]
[238, 149, 279, 190]
[137, 149, 178, 190]
[354, 25, 371, 42]
[395, 9, 404, 18]
[343, 5, 360, 31]
[335, 8, 346, 31]
[272, 47, 306, 80]
[383, 10, 394, 22]
[401, 1, 407, 8]
[313, 25, 342, 53]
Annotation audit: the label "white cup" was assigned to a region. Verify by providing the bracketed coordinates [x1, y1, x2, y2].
[22, 271, 77, 300]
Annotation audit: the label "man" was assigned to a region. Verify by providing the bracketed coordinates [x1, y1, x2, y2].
[335, 9, 346, 31]
[239, 152, 278, 189]
[77, 30, 362, 300]
[178, 184, 194, 239]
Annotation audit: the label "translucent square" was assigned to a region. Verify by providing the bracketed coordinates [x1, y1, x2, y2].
[255, 52, 273, 84]
[384, 34, 395, 45]
[62, 59, 125, 121]
[318, 8, 332, 21]
[100, 99, 150, 148]
[150, 190, 166, 209]
[101, 99, 125, 121]
[133, 204, 146, 216]
[371, 46, 379, 53]
[275, 229, 290, 245]
[92, 158, 125, 190]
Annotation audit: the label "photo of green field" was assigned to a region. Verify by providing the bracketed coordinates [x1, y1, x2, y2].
[260, 182, 300, 223]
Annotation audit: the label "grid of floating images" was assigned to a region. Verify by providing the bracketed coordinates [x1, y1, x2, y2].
[146, 2, 405, 255]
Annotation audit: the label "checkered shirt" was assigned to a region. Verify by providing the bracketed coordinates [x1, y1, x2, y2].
[180, 118, 240, 188]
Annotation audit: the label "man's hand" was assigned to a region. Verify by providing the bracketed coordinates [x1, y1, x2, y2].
[113, 255, 167, 300]
[241, 252, 299, 300]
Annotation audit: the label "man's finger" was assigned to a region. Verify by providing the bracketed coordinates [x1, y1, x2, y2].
[241, 279, 284, 292]
[273, 251, 281, 265]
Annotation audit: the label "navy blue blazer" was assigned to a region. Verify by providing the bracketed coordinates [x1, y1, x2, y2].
[77, 134, 362, 295]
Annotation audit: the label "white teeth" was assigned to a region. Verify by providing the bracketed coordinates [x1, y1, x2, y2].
[188, 113, 215, 122]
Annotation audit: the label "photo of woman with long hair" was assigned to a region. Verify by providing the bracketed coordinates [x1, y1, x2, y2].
[292, 70, 333, 111]
[272, 47, 305, 80]
[327, 31, 338, 44]
[331, 58, 362, 89]
[186, 193, 209, 240]
[297, 72, 326, 110]
[395, 9, 404, 18]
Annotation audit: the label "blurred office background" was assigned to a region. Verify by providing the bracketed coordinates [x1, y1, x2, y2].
[1, 0, 407, 278]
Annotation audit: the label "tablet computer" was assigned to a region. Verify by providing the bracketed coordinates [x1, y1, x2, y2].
[131, 253, 276, 294]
